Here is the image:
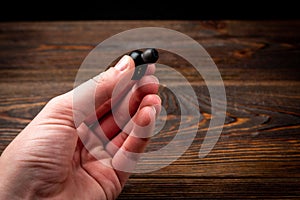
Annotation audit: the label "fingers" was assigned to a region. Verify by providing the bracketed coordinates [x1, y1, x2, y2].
[109, 96, 161, 186]
[112, 106, 157, 186]
[74, 59, 158, 129]
[91, 75, 159, 143]
[105, 94, 161, 155]
[70, 55, 136, 127]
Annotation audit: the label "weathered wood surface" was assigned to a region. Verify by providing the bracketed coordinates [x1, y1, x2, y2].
[0, 20, 299, 199]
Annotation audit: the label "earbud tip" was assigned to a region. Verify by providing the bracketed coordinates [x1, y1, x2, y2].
[142, 48, 159, 63]
[129, 50, 143, 66]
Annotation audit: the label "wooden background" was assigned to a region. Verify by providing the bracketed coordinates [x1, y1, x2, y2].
[0, 20, 299, 199]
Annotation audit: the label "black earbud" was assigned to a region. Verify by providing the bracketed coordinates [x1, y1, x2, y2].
[129, 48, 159, 80]
[129, 48, 159, 66]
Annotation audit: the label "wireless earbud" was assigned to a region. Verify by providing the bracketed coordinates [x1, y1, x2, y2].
[129, 48, 159, 80]
[129, 48, 159, 66]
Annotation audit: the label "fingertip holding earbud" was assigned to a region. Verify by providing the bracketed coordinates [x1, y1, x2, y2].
[129, 48, 159, 80]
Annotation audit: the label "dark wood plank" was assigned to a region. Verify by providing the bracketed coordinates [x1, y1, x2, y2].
[118, 178, 300, 199]
[0, 20, 299, 199]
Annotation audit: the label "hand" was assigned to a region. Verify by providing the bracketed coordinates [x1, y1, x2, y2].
[0, 55, 161, 200]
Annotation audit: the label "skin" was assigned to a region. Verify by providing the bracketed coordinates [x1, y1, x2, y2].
[0, 56, 161, 200]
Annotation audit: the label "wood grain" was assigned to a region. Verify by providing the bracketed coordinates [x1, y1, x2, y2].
[0, 20, 299, 199]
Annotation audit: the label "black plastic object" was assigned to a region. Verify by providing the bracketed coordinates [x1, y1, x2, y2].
[129, 48, 159, 80]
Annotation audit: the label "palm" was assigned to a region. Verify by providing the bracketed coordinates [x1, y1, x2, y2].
[25, 123, 122, 200]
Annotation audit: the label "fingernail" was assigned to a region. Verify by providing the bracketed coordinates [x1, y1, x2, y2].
[151, 106, 157, 116]
[115, 55, 130, 71]
[152, 104, 161, 118]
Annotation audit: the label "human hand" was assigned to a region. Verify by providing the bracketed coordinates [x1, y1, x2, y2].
[0, 55, 161, 200]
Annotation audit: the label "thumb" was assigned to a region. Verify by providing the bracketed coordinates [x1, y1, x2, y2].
[70, 55, 136, 128]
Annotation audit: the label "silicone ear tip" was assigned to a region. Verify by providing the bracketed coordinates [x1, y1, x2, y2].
[129, 50, 142, 60]
[129, 50, 143, 66]
[142, 48, 159, 63]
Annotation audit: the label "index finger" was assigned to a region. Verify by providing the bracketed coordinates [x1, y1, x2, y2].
[71, 55, 135, 127]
